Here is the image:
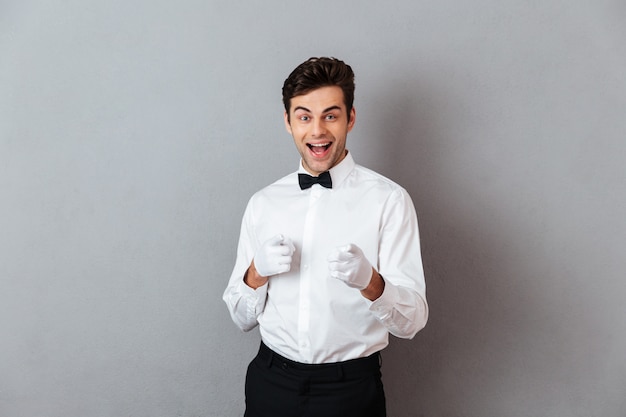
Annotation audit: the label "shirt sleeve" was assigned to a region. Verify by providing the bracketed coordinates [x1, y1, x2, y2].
[222, 198, 268, 332]
[368, 187, 429, 339]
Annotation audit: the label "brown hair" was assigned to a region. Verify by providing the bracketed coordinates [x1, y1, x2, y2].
[282, 57, 355, 122]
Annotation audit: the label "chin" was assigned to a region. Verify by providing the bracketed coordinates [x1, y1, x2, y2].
[305, 163, 330, 175]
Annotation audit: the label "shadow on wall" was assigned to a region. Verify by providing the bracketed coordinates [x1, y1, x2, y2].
[366, 72, 540, 416]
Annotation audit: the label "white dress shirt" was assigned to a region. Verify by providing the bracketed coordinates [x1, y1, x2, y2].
[223, 152, 428, 364]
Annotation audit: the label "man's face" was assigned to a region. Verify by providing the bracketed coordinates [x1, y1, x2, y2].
[284, 86, 356, 176]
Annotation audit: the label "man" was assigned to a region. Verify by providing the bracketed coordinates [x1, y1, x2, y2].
[223, 57, 428, 417]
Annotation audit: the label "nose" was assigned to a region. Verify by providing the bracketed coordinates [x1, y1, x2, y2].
[311, 118, 327, 137]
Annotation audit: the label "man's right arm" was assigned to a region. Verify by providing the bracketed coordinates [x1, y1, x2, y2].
[223, 202, 268, 332]
[223, 201, 295, 331]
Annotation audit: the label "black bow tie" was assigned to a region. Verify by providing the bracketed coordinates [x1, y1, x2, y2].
[298, 171, 332, 190]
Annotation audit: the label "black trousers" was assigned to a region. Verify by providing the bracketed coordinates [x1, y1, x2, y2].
[244, 342, 386, 417]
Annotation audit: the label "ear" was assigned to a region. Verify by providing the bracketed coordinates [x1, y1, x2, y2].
[347, 107, 356, 132]
[284, 111, 292, 134]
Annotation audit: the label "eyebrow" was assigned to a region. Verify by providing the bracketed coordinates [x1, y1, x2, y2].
[293, 105, 343, 114]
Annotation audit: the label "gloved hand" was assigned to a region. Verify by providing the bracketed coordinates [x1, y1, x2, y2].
[327, 244, 374, 290]
[254, 234, 296, 277]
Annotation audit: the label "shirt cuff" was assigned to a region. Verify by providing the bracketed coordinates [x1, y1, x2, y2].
[368, 276, 400, 319]
[239, 278, 268, 315]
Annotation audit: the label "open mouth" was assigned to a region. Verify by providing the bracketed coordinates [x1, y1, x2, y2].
[307, 142, 331, 156]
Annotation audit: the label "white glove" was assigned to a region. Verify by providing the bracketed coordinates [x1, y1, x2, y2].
[254, 234, 296, 277]
[327, 244, 373, 290]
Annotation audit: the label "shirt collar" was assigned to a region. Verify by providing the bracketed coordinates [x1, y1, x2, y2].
[297, 151, 355, 189]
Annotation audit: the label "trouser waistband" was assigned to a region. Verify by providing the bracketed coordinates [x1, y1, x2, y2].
[257, 342, 381, 380]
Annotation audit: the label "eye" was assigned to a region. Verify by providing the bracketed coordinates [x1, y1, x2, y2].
[325, 114, 337, 121]
[299, 115, 310, 122]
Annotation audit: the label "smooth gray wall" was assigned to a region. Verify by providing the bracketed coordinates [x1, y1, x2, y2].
[1, 1, 625, 416]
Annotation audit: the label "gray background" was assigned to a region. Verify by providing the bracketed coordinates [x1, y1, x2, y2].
[1, 1, 625, 416]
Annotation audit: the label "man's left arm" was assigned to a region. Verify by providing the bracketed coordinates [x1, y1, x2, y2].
[371, 187, 428, 338]
[328, 188, 428, 338]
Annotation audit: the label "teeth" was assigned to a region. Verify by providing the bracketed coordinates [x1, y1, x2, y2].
[309, 143, 330, 147]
